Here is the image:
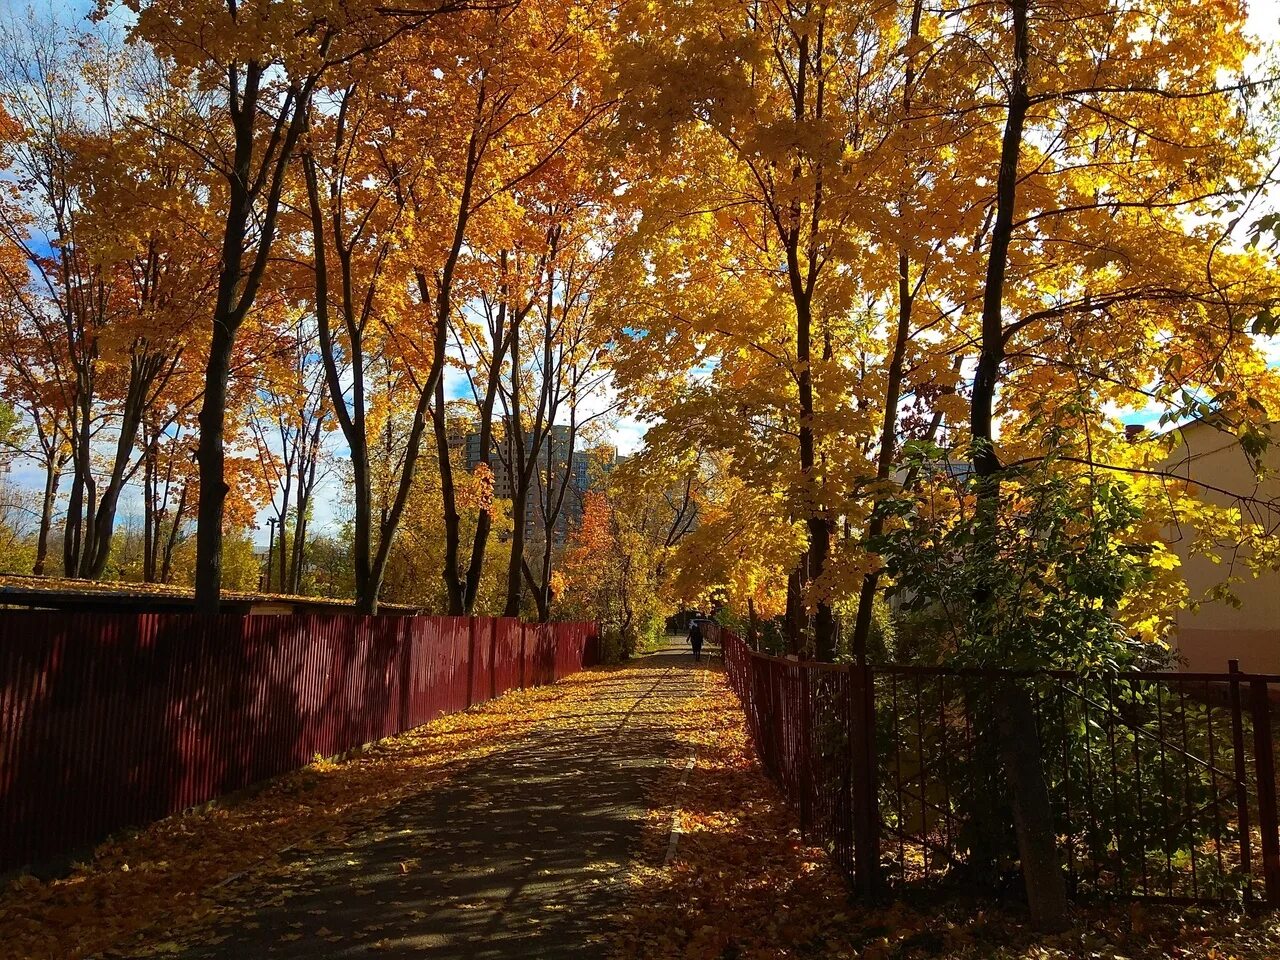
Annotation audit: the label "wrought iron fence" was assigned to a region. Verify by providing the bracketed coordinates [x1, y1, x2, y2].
[721, 630, 1280, 907]
[722, 633, 877, 891]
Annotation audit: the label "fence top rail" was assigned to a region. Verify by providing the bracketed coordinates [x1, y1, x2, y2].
[725, 637, 1276, 686]
[872, 662, 1280, 684]
[732, 644, 857, 674]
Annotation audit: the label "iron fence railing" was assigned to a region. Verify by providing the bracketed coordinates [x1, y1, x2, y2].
[720, 629, 1280, 907]
[0, 612, 599, 873]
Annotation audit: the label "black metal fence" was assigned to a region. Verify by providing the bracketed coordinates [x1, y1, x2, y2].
[720, 629, 1280, 907]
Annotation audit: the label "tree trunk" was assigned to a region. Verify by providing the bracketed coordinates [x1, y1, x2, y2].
[362, 381, 434, 614]
[785, 565, 805, 655]
[996, 682, 1068, 926]
[290, 505, 308, 595]
[850, 251, 913, 662]
[808, 515, 836, 660]
[194, 63, 322, 612]
[194, 318, 234, 611]
[521, 554, 548, 623]
[774, 25, 835, 662]
[533, 414, 577, 622]
[194, 102, 253, 613]
[33, 460, 60, 576]
[304, 145, 375, 611]
[275, 445, 292, 593]
[503, 312, 534, 619]
[84, 354, 157, 579]
[968, 0, 1068, 930]
[791, 253, 835, 660]
[290, 415, 322, 594]
[143, 430, 157, 583]
[538, 527, 554, 622]
[462, 296, 513, 612]
[504, 482, 529, 617]
[63, 405, 90, 577]
[432, 374, 466, 615]
[851, 0, 923, 664]
[160, 484, 187, 585]
[304, 71, 472, 614]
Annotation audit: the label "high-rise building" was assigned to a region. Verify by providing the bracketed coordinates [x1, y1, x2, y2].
[460, 421, 621, 546]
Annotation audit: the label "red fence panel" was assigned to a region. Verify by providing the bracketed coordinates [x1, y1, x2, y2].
[0, 609, 597, 874]
[400, 616, 436, 729]
[520, 623, 534, 687]
[468, 616, 496, 706]
[492, 617, 523, 696]
[552, 621, 595, 679]
[523, 623, 555, 688]
[723, 630, 890, 894]
[440, 616, 473, 717]
[553, 622, 574, 680]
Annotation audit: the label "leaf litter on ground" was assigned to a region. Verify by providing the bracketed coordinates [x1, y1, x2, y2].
[608, 666, 1280, 960]
[0, 669, 625, 960]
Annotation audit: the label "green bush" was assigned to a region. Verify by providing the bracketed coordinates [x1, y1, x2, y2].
[598, 611, 669, 663]
[834, 595, 898, 663]
[599, 626, 627, 664]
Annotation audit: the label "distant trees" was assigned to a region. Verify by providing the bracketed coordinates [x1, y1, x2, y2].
[0, 16, 211, 581]
[559, 459, 700, 657]
[0, 0, 625, 615]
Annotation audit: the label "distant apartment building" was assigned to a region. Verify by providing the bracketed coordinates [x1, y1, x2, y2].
[461, 420, 622, 545]
[446, 421, 469, 458]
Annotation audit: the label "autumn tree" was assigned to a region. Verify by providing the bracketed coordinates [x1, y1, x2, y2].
[0, 17, 210, 580]
[301, 0, 609, 613]
[601, 0, 1280, 922]
[425, 3, 611, 619]
[847, 0, 1280, 927]
[248, 312, 331, 594]
[139, 418, 196, 584]
[116, 0, 427, 609]
[447, 247, 543, 613]
[495, 207, 618, 622]
[559, 457, 698, 654]
[648, 444, 801, 635]
[0, 273, 70, 575]
[607, 0, 923, 659]
[377, 418, 513, 612]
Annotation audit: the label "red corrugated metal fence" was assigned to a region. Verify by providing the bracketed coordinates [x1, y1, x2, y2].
[492, 617, 523, 694]
[0, 611, 599, 873]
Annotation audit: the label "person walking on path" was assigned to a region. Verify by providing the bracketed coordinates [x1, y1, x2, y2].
[688, 619, 704, 662]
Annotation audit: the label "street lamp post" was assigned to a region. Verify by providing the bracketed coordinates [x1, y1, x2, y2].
[265, 516, 279, 593]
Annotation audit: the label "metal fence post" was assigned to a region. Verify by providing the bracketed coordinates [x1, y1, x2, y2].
[1249, 674, 1280, 907]
[851, 663, 881, 898]
[1229, 659, 1257, 904]
[798, 666, 812, 836]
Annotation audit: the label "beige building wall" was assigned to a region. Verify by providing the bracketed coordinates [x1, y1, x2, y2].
[1162, 421, 1280, 673]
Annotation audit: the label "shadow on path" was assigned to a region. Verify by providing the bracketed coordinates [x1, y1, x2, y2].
[166, 646, 712, 960]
